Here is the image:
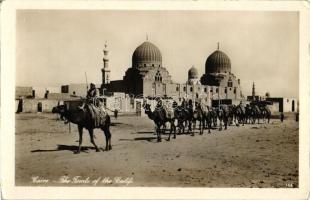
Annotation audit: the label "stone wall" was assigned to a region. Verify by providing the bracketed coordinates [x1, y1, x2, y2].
[16, 86, 33, 98]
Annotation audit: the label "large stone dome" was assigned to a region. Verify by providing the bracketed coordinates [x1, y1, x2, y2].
[132, 41, 162, 68]
[205, 50, 231, 74]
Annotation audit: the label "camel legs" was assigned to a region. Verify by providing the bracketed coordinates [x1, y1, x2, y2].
[102, 126, 112, 151]
[187, 120, 192, 135]
[167, 121, 176, 141]
[167, 122, 172, 141]
[156, 124, 162, 142]
[76, 125, 83, 154]
[198, 119, 203, 135]
[88, 129, 100, 152]
[219, 118, 223, 131]
[224, 118, 228, 130]
[172, 121, 176, 139]
[208, 120, 211, 134]
[178, 120, 185, 134]
[191, 120, 196, 136]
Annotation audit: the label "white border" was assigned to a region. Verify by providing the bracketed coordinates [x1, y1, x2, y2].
[1, 1, 309, 199]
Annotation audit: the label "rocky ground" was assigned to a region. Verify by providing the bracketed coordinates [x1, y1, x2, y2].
[15, 113, 298, 187]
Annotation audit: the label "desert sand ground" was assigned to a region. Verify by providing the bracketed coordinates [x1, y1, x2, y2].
[15, 113, 298, 187]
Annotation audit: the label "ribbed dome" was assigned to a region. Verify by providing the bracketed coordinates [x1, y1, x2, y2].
[132, 41, 162, 68]
[188, 66, 198, 79]
[205, 50, 231, 74]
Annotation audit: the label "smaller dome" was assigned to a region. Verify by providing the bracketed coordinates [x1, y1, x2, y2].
[188, 66, 199, 79]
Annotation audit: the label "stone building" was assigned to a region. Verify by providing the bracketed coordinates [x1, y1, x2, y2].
[104, 40, 244, 105]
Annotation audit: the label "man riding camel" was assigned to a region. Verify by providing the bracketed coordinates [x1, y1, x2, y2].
[79, 83, 107, 127]
[79, 83, 97, 110]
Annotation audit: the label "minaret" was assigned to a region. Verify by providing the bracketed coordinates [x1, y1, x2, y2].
[252, 82, 256, 100]
[101, 41, 110, 85]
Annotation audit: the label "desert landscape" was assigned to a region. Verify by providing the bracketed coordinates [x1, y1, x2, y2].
[15, 112, 298, 187]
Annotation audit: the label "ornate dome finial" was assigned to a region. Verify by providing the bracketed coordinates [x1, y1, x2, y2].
[217, 42, 219, 50]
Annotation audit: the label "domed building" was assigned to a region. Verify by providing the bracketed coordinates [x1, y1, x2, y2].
[205, 50, 231, 74]
[105, 40, 177, 97]
[187, 66, 200, 85]
[200, 44, 244, 103]
[103, 40, 243, 106]
[132, 41, 162, 68]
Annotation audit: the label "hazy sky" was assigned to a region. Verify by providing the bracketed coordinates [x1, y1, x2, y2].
[16, 10, 299, 98]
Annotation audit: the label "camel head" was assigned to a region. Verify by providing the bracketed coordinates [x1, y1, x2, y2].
[52, 105, 67, 115]
[144, 104, 152, 113]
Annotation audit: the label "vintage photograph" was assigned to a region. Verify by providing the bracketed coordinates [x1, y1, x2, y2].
[14, 9, 300, 188]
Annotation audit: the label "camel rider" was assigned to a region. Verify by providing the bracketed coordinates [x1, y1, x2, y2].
[79, 83, 97, 110]
[172, 101, 178, 109]
[156, 98, 163, 109]
[181, 98, 187, 108]
[187, 99, 194, 115]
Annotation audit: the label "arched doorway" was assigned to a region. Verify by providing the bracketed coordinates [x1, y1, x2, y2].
[292, 100, 295, 112]
[37, 102, 42, 112]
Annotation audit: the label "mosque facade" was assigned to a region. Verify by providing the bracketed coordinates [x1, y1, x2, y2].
[102, 39, 244, 105]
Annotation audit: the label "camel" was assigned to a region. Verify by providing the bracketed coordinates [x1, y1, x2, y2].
[218, 105, 231, 130]
[143, 103, 176, 142]
[245, 104, 255, 124]
[192, 102, 204, 135]
[52, 103, 112, 154]
[259, 105, 271, 123]
[209, 107, 218, 128]
[194, 102, 212, 134]
[173, 106, 189, 135]
[251, 104, 263, 124]
[234, 105, 246, 126]
[216, 107, 225, 131]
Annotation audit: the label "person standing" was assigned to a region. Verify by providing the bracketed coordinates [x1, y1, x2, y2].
[280, 112, 284, 123]
[114, 109, 118, 119]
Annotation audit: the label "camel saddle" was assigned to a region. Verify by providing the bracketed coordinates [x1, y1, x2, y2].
[163, 104, 174, 119]
[86, 104, 107, 127]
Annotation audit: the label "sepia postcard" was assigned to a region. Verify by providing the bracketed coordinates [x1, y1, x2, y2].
[1, 0, 310, 199]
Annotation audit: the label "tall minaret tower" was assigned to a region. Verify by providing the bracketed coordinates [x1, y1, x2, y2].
[252, 82, 256, 100]
[101, 41, 110, 85]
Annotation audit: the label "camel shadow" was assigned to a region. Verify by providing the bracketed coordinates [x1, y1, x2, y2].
[110, 122, 132, 127]
[135, 131, 155, 134]
[119, 136, 158, 143]
[31, 144, 98, 153]
[134, 136, 158, 142]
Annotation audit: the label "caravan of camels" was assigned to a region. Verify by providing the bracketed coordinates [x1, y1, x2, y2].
[142, 98, 271, 142]
[52, 96, 271, 153]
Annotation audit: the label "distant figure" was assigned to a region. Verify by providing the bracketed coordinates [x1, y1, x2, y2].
[295, 112, 299, 122]
[114, 109, 118, 119]
[280, 112, 284, 122]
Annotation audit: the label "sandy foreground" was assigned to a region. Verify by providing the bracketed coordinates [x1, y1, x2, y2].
[15, 113, 298, 187]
